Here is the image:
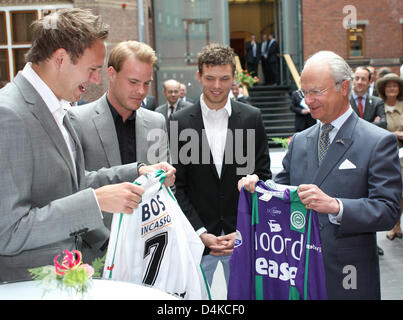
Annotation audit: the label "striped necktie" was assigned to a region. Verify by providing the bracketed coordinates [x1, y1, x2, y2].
[318, 123, 333, 164]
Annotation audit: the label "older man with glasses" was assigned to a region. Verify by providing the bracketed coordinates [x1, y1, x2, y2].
[239, 50, 402, 300]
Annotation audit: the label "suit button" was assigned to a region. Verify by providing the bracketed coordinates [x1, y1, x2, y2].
[319, 223, 324, 230]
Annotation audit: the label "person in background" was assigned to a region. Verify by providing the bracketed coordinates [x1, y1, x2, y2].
[245, 34, 260, 77]
[231, 82, 251, 105]
[376, 73, 403, 240]
[289, 89, 316, 132]
[350, 66, 387, 129]
[179, 82, 195, 104]
[155, 79, 191, 128]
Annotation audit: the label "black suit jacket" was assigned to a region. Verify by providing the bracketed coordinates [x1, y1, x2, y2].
[170, 101, 271, 240]
[267, 39, 279, 63]
[245, 41, 261, 63]
[289, 91, 316, 132]
[350, 95, 387, 129]
[142, 96, 158, 111]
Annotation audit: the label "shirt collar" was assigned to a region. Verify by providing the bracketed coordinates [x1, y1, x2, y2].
[21, 63, 71, 117]
[200, 94, 232, 117]
[320, 107, 353, 131]
[352, 91, 367, 101]
[107, 95, 136, 121]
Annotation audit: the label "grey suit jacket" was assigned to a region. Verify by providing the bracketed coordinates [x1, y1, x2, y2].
[155, 100, 191, 128]
[0, 74, 139, 282]
[69, 94, 169, 262]
[350, 95, 387, 129]
[275, 111, 402, 299]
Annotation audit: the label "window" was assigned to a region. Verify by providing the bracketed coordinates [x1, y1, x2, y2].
[0, 4, 73, 88]
[11, 11, 37, 44]
[347, 26, 365, 58]
[0, 12, 6, 45]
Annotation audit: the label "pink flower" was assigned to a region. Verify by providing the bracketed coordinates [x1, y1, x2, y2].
[54, 250, 83, 276]
[81, 264, 94, 278]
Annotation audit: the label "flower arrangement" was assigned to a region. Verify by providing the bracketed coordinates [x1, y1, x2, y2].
[236, 69, 259, 88]
[28, 250, 104, 298]
[271, 136, 292, 149]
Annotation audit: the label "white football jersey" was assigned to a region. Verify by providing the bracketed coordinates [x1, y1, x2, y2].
[103, 170, 210, 300]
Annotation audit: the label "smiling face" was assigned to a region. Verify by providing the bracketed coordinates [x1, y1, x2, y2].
[300, 61, 350, 123]
[353, 68, 370, 96]
[385, 81, 400, 100]
[107, 55, 153, 119]
[53, 39, 106, 102]
[198, 63, 234, 110]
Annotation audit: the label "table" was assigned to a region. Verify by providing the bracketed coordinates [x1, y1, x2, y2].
[0, 279, 179, 300]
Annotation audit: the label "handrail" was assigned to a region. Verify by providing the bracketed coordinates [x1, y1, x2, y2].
[234, 55, 249, 97]
[283, 54, 301, 89]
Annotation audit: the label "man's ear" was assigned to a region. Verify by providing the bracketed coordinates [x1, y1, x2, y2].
[107, 66, 116, 82]
[52, 48, 68, 69]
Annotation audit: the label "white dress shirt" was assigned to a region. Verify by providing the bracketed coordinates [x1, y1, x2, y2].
[200, 94, 232, 178]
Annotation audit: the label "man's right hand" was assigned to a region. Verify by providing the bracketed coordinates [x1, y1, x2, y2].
[237, 174, 259, 192]
[95, 182, 144, 214]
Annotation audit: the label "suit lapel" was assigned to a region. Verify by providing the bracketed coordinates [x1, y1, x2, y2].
[15, 74, 78, 187]
[136, 107, 150, 163]
[93, 96, 121, 166]
[313, 113, 357, 187]
[305, 124, 320, 184]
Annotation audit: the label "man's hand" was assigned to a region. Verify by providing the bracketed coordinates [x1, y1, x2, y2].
[200, 232, 236, 256]
[297, 184, 340, 215]
[139, 162, 176, 187]
[95, 182, 144, 214]
[238, 174, 259, 192]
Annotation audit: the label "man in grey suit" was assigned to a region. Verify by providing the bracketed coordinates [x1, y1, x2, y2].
[155, 79, 191, 128]
[239, 51, 402, 299]
[350, 66, 387, 129]
[0, 9, 174, 282]
[69, 41, 169, 262]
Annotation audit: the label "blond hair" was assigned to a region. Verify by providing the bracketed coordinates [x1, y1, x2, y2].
[108, 41, 158, 72]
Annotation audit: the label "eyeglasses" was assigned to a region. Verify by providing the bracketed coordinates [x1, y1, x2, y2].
[297, 80, 343, 99]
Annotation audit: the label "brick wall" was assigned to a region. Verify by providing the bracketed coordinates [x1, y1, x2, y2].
[302, 0, 402, 68]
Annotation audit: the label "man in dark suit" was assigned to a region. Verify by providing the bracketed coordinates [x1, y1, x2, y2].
[260, 33, 270, 85]
[289, 90, 316, 132]
[231, 82, 251, 105]
[239, 51, 401, 299]
[155, 79, 191, 128]
[245, 34, 260, 77]
[267, 32, 280, 85]
[171, 43, 271, 292]
[141, 95, 157, 111]
[179, 83, 195, 104]
[350, 66, 387, 128]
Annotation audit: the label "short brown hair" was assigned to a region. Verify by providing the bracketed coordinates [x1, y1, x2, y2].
[25, 8, 109, 64]
[108, 41, 157, 72]
[197, 43, 236, 75]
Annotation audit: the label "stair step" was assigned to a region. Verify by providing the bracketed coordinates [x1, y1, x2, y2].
[264, 119, 295, 126]
[262, 112, 295, 118]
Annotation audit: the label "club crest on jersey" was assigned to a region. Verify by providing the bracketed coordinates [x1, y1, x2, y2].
[234, 230, 243, 248]
[290, 211, 306, 233]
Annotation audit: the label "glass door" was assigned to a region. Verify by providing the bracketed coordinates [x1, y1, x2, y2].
[153, 0, 229, 104]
